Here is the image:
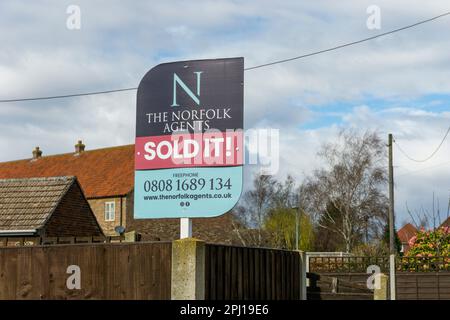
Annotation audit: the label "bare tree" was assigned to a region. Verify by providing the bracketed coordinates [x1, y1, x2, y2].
[231, 205, 250, 247]
[405, 193, 446, 231]
[232, 174, 300, 247]
[301, 129, 388, 252]
[233, 173, 276, 246]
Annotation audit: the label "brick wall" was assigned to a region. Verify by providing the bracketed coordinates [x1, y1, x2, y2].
[88, 196, 127, 236]
[88, 190, 238, 243]
[128, 210, 237, 244]
[44, 181, 103, 237]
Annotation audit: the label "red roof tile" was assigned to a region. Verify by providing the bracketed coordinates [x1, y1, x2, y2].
[0, 145, 135, 199]
[397, 223, 417, 243]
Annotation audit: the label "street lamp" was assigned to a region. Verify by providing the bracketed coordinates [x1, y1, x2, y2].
[291, 205, 300, 251]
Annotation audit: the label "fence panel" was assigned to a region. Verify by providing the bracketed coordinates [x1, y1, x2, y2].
[205, 244, 301, 300]
[396, 272, 450, 300]
[309, 256, 390, 273]
[0, 242, 171, 300]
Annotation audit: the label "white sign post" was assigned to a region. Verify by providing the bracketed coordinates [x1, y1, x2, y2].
[180, 217, 192, 239]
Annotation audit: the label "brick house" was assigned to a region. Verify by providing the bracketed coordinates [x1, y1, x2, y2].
[0, 142, 238, 243]
[397, 219, 450, 253]
[0, 176, 103, 242]
[397, 223, 418, 253]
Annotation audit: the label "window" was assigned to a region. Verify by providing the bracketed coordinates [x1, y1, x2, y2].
[104, 201, 115, 222]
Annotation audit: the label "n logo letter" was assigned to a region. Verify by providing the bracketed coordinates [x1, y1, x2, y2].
[171, 72, 203, 107]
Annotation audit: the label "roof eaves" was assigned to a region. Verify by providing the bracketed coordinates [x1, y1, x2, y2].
[86, 191, 133, 200]
[0, 229, 37, 236]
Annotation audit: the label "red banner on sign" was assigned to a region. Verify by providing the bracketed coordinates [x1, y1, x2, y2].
[135, 131, 243, 170]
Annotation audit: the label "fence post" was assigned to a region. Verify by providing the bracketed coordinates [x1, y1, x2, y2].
[171, 238, 206, 300]
[298, 251, 307, 300]
[374, 273, 388, 300]
[124, 231, 137, 242]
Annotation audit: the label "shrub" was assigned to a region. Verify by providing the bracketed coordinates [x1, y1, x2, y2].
[402, 226, 450, 271]
[406, 226, 449, 257]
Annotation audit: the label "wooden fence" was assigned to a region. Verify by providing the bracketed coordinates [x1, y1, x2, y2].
[396, 256, 450, 299]
[309, 255, 450, 273]
[397, 272, 450, 300]
[0, 241, 304, 300]
[0, 242, 171, 299]
[397, 256, 450, 272]
[309, 256, 390, 273]
[0, 236, 130, 247]
[205, 244, 301, 300]
[308, 255, 450, 300]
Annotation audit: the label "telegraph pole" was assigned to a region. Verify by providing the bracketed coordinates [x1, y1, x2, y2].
[388, 134, 395, 254]
[388, 133, 396, 300]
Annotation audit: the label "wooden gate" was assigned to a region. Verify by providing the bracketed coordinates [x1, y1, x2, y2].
[307, 272, 373, 300]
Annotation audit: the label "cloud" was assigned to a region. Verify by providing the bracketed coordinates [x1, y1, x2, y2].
[1, 0, 450, 226]
[274, 104, 450, 226]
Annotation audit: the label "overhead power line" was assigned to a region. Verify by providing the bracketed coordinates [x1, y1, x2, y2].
[245, 11, 450, 70]
[0, 11, 449, 103]
[396, 159, 450, 178]
[394, 125, 450, 163]
[0, 87, 137, 103]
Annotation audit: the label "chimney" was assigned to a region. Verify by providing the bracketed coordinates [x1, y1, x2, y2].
[32, 146, 42, 159]
[74, 140, 85, 154]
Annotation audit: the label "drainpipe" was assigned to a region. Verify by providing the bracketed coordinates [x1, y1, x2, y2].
[120, 196, 123, 228]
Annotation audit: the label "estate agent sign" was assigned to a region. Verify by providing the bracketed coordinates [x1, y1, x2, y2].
[134, 57, 244, 218]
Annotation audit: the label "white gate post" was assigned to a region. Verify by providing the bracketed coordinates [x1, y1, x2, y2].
[389, 254, 396, 300]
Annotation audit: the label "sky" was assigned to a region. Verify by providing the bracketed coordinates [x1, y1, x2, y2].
[1, 0, 450, 227]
